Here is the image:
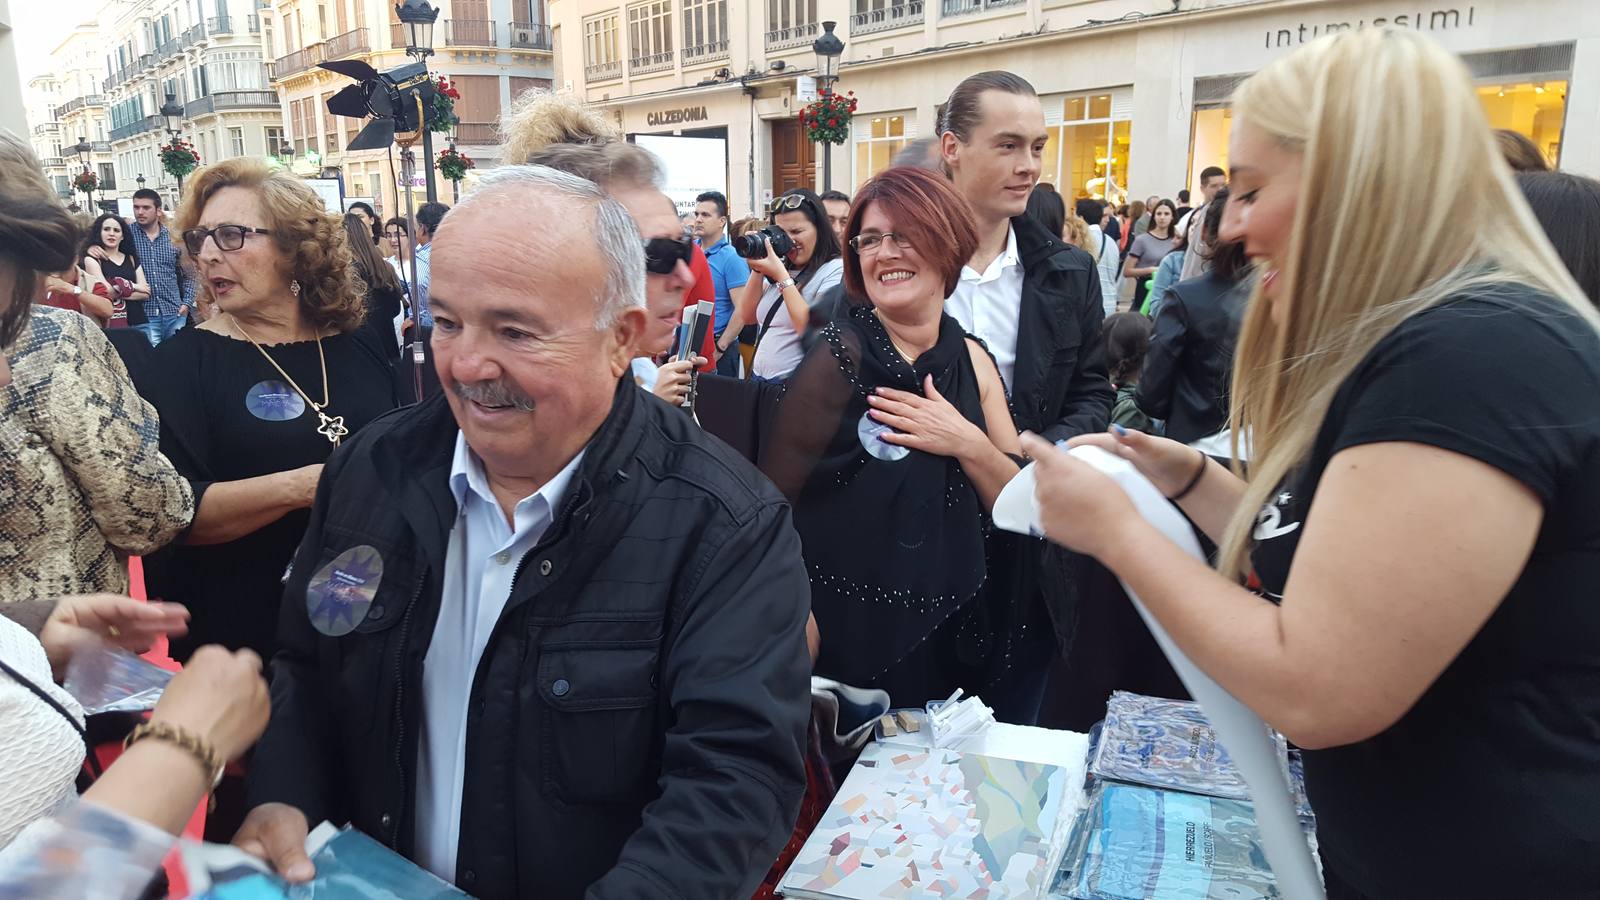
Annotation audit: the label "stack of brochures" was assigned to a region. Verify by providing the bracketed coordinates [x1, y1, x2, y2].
[1048, 692, 1320, 900]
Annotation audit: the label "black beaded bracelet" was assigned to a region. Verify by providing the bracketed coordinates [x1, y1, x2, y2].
[1168, 450, 1210, 502]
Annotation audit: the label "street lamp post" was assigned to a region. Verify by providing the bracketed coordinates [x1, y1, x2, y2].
[161, 94, 186, 201]
[397, 0, 440, 204]
[136, 173, 146, 191]
[812, 21, 845, 193]
[74, 135, 95, 211]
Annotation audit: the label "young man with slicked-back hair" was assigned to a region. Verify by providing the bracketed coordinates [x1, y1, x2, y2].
[936, 71, 1112, 724]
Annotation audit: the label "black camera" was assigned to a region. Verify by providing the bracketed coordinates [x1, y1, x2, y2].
[734, 225, 795, 260]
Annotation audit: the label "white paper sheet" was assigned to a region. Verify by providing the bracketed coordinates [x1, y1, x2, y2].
[995, 446, 1326, 900]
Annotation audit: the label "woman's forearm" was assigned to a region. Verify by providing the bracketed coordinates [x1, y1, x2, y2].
[960, 442, 1023, 513]
[186, 471, 308, 546]
[80, 740, 211, 836]
[781, 283, 810, 334]
[1173, 455, 1248, 546]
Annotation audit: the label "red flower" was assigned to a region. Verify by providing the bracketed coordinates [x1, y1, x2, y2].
[827, 117, 837, 127]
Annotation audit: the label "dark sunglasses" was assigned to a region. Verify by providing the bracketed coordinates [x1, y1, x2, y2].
[643, 236, 694, 275]
[182, 224, 272, 254]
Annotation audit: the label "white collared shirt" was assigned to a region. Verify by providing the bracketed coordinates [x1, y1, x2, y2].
[946, 224, 1025, 393]
[414, 433, 586, 882]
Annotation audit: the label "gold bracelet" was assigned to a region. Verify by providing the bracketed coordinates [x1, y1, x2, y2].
[124, 721, 226, 794]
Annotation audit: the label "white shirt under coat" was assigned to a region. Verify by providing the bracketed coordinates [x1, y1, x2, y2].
[414, 434, 585, 882]
[946, 224, 1024, 394]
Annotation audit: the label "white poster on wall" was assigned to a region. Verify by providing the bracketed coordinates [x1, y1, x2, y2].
[301, 178, 344, 215]
[634, 134, 728, 218]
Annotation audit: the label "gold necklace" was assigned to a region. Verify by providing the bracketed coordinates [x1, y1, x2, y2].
[874, 310, 923, 364]
[228, 314, 347, 446]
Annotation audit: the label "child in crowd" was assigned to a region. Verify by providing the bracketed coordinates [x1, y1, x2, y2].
[1103, 311, 1158, 433]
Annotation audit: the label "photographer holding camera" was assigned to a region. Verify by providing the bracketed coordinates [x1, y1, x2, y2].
[728, 189, 844, 382]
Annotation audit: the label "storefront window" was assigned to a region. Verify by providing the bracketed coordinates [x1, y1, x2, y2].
[852, 113, 909, 190]
[1040, 92, 1130, 205]
[1186, 79, 1567, 187]
[1476, 80, 1566, 167]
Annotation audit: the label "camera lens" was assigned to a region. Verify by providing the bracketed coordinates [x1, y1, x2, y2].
[734, 231, 768, 259]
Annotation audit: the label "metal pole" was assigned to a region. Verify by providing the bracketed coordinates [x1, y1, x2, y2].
[401, 145, 424, 404]
[422, 125, 437, 203]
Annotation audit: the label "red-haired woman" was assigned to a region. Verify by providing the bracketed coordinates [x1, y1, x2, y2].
[760, 166, 1023, 707]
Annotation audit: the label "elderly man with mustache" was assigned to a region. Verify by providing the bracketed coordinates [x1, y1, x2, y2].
[232, 165, 813, 900]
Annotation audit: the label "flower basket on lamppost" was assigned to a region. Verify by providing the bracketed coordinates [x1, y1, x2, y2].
[160, 138, 201, 188]
[437, 142, 473, 202]
[428, 74, 460, 134]
[73, 169, 100, 208]
[799, 87, 857, 191]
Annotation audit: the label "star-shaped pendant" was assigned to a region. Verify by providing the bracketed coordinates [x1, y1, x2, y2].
[317, 413, 349, 444]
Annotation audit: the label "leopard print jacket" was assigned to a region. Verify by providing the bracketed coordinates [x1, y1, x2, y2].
[0, 306, 194, 602]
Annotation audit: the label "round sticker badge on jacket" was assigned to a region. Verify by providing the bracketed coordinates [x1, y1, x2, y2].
[857, 411, 910, 462]
[306, 545, 384, 637]
[246, 380, 307, 421]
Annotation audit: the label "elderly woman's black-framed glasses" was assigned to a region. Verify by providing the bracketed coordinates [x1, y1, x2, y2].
[643, 236, 694, 275]
[182, 224, 273, 254]
[849, 232, 916, 254]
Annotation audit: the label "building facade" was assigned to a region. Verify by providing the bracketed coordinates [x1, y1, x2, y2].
[26, 73, 73, 200]
[550, 0, 1593, 218]
[44, 22, 118, 211]
[0, 0, 25, 138]
[267, 0, 553, 220]
[101, 0, 282, 210]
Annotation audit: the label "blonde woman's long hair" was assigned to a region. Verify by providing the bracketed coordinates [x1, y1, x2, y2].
[1217, 28, 1600, 575]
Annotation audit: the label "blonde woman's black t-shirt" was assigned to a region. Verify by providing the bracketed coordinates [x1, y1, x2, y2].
[1248, 287, 1600, 897]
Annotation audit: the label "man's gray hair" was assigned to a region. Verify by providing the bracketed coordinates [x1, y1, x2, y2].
[456, 164, 646, 328]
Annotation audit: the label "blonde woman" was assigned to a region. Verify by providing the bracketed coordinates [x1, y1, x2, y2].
[1021, 28, 1600, 898]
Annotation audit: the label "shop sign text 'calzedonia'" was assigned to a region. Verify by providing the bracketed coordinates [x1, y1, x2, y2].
[647, 106, 710, 128]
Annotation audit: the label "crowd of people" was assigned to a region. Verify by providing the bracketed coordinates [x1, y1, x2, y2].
[1, 25, 1598, 900]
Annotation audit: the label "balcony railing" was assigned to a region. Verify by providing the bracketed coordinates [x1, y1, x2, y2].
[940, 0, 1023, 15]
[682, 40, 729, 64]
[585, 60, 622, 81]
[275, 44, 326, 78]
[850, 1, 924, 34]
[508, 21, 552, 50]
[136, 52, 158, 71]
[40, 156, 67, 168]
[455, 122, 498, 144]
[181, 23, 206, 48]
[207, 16, 233, 35]
[109, 115, 164, 141]
[325, 28, 370, 60]
[186, 90, 279, 117]
[156, 37, 181, 61]
[249, 14, 261, 32]
[34, 122, 61, 135]
[389, 23, 409, 50]
[91, 141, 112, 153]
[58, 94, 106, 116]
[628, 50, 675, 75]
[765, 21, 819, 50]
[446, 19, 496, 47]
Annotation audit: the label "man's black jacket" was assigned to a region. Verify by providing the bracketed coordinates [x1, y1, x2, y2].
[246, 381, 812, 899]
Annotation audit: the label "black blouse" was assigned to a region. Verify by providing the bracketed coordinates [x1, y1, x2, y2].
[144, 325, 399, 661]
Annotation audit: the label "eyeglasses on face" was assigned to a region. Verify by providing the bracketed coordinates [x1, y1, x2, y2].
[848, 231, 916, 254]
[384, 229, 407, 239]
[642, 236, 694, 275]
[182, 224, 273, 254]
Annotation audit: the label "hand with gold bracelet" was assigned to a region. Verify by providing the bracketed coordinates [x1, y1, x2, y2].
[82, 645, 270, 837]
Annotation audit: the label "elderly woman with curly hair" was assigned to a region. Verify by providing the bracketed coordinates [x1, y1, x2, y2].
[144, 159, 399, 665]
